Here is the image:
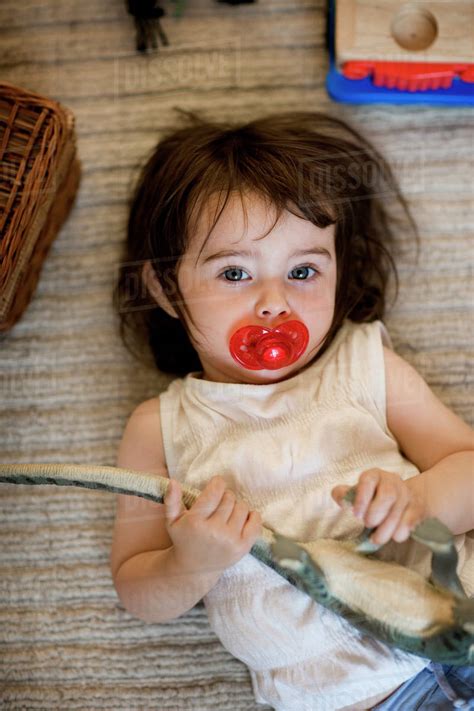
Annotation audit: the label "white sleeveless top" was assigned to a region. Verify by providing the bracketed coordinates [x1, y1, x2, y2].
[159, 319, 472, 711]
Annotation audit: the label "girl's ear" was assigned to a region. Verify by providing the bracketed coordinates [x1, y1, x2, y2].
[142, 260, 179, 319]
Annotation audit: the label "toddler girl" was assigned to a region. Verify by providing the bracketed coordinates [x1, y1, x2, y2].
[111, 111, 474, 710]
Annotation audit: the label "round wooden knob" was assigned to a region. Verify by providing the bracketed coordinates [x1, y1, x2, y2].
[391, 4, 438, 52]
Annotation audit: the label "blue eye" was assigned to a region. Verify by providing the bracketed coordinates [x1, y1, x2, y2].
[220, 267, 250, 282]
[289, 266, 319, 280]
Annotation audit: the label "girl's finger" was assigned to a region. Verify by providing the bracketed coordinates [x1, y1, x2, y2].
[364, 480, 400, 528]
[392, 502, 425, 543]
[191, 476, 226, 519]
[330, 485, 351, 507]
[164, 480, 186, 523]
[228, 500, 252, 533]
[352, 471, 380, 519]
[369, 496, 409, 545]
[211, 489, 236, 523]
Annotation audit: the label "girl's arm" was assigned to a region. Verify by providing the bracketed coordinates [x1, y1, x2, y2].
[384, 346, 474, 535]
[111, 398, 222, 623]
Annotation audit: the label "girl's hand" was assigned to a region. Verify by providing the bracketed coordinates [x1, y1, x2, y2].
[164, 475, 262, 574]
[331, 468, 426, 545]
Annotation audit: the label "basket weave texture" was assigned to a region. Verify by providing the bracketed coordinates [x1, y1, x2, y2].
[0, 82, 81, 331]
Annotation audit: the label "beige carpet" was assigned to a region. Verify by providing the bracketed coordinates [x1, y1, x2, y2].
[0, 0, 473, 708]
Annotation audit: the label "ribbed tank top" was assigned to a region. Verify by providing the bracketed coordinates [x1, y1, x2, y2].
[159, 319, 472, 711]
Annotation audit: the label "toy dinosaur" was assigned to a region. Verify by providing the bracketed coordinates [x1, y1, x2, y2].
[0, 463, 472, 666]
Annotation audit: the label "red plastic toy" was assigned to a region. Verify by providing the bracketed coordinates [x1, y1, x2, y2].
[229, 320, 309, 370]
[342, 61, 474, 92]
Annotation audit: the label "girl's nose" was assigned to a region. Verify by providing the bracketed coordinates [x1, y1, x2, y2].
[255, 283, 291, 320]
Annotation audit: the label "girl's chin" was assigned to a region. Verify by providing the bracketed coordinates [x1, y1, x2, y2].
[234, 361, 307, 384]
[201, 353, 312, 384]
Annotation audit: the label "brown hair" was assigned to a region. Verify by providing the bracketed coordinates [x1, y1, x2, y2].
[113, 110, 420, 376]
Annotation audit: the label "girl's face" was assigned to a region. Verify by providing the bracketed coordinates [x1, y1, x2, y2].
[173, 193, 337, 384]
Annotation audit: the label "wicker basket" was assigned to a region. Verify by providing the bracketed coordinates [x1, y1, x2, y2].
[0, 82, 81, 332]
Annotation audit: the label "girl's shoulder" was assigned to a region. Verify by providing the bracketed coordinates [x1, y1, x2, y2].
[132, 395, 162, 416]
[382, 344, 474, 474]
[118, 396, 166, 470]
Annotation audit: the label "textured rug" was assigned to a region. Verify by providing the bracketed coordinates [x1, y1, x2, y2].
[0, 0, 473, 708]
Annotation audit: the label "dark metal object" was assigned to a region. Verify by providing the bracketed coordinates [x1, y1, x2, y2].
[127, 0, 169, 52]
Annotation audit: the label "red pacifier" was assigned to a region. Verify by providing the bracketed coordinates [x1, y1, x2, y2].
[229, 320, 309, 370]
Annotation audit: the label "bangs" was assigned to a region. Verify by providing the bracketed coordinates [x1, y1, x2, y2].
[183, 127, 339, 263]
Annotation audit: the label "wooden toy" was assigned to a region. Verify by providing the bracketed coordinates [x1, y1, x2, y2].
[326, 0, 474, 105]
